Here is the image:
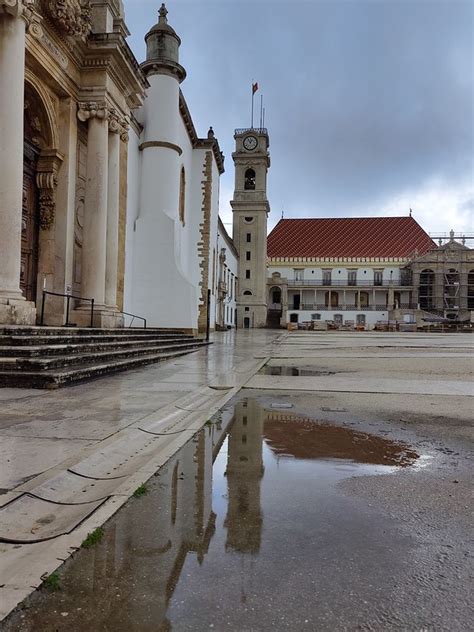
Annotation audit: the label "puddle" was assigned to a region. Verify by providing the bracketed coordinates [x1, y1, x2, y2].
[260, 365, 336, 376]
[5, 399, 419, 632]
[263, 410, 417, 466]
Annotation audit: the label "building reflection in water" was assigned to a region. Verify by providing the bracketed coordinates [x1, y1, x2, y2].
[81, 422, 225, 631]
[28, 403, 266, 631]
[224, 399, 264, 554]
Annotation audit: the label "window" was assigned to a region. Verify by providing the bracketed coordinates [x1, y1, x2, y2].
[334, 314, 343, 325]
[243, 290, 252, 295]
[359, 291, 369, 308]
[244, 217, 253, 223]
[348, 271, 357, 286]
[271, 288, 281, 304]
[245, 270, 251, 279]
[419, 269, 434, 310]
[324, 291, 338, 307]
[212, 248, 216, 295]
[179, 167, 185, 226]
[322, 270, 332, 286]
[290, 313, 299, 323]
[244, 168, 256, 190]
[246, 251, 251, 261]
[468, 270, 474, 309]
[246, 233, 251, 243]
[374, 270, 383, 286]
[294, 269, 304, 281]
[311, 313, 321, 320]
[356, 314, 366, 325]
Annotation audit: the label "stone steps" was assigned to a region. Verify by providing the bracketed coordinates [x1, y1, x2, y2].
[0, 337, 197, 357]
[0, 327, 210, 389]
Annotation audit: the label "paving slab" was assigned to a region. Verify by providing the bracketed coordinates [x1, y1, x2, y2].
[0, 436, 95, 489]
[246, 374, 473, 396]
[0, 493, 108, 543]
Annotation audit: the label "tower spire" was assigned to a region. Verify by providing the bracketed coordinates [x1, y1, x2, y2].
[158, 3, 168, 24]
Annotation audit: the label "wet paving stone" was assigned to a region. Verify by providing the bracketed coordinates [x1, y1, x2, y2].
[3, 398, 467, 632]
[259, 365, 337, 377]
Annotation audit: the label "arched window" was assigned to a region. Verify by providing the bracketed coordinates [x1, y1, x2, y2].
[419, 269, 434, 309]
[244, 168, 256, 190]
[468, 270, 474, 309]
[243, 290, 252, 295]
[271, 288, 281, 304]
[179, 166, 185, 226]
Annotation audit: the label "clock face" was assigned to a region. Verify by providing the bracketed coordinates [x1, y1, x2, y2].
[243, 135, 258, 151]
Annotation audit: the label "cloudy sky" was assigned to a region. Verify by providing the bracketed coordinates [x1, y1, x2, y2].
[123, 0, 473, 237]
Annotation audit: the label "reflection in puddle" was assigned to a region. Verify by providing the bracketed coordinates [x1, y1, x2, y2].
[7, 399, 419, 632]
[260, 365, 336, 376]
[263, 411, 417, 466]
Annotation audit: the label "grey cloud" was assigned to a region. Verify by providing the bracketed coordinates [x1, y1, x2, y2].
[124, 0, 473, 230]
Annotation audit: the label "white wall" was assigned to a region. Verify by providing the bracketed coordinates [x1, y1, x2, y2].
[123, 125, 141, 314]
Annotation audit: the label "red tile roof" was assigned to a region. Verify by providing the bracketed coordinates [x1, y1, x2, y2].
[267, 217, 436, 259]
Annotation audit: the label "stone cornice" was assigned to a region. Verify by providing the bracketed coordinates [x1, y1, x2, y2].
[179, 91, 225, 174]
[267, 257, 409, 265]
[85, 32, 148, 107]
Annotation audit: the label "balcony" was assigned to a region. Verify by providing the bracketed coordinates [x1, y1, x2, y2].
[290, 303, 418, 312]
[287, 279, 412, 287]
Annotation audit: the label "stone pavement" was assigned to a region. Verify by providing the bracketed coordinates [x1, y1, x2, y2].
[0, 329, 472, 622]
[0, 330, 279, 620]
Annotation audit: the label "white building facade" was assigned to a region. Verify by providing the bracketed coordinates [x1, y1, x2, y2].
[123, 5, 232, 334]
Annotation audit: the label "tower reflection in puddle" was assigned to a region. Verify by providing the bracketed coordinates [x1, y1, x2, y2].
[224, 399, 264, 554]
[10, 398, 419, 632]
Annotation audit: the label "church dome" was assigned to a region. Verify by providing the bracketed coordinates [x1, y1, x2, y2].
[142, 4, 186, 82]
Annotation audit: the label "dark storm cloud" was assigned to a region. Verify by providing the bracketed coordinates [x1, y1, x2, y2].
[123, 0, 473, 233]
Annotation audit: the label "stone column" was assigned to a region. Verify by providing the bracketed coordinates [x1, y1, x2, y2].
[0, 0, 37, 324]
[77, 102, 109, 309]
[105, 112, 121, 309]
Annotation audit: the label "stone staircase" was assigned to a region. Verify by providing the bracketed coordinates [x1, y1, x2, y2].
[0, 327, 210, 389]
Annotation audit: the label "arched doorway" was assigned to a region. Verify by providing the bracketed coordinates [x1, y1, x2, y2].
[22, 85, 43, 303]
[22, 79, 61, 309]
[21, 134, 40, 302]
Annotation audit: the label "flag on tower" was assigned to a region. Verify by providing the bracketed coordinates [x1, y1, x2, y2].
[252, 82, 259, 94]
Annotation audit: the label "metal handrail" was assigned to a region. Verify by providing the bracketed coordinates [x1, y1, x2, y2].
[40, 290, 94, 327]
[111, 310, 147, 329]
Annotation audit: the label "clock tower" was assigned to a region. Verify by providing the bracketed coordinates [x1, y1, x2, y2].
[231, 128, 270, 328]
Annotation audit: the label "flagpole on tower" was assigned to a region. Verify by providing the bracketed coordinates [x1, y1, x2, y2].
[251, 82, 258, 128]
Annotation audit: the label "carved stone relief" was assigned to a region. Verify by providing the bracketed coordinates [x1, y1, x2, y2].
[45, 0, 92, 39]
[73, 127, 87, 293]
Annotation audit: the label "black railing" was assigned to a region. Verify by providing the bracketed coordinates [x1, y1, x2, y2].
[287, 279, 413, 287]
[111, 310, 147, 328]
[235, 127, 268, 135]
[40, 290, 94, 327]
